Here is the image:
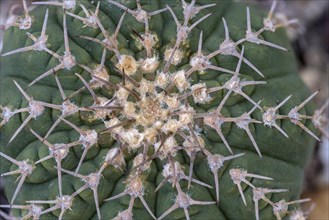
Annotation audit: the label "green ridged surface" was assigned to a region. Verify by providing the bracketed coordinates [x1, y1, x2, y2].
[0, 1, 316, 219]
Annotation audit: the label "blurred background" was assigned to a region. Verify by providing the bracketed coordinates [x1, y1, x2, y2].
[0, 0, 328, 219]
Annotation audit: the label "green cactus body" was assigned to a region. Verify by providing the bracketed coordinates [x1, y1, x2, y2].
[0, 0, 320, 219]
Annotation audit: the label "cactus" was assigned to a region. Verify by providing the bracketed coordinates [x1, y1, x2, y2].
[0, 0, 328, 219]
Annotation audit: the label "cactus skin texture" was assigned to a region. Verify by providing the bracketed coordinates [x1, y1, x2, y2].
[0, 0, 323, 220]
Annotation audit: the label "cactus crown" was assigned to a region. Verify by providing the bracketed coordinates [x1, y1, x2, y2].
[0, 0, 328, 220]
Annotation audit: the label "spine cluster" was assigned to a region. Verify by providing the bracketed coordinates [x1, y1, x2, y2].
[0, 1, 328, 220]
